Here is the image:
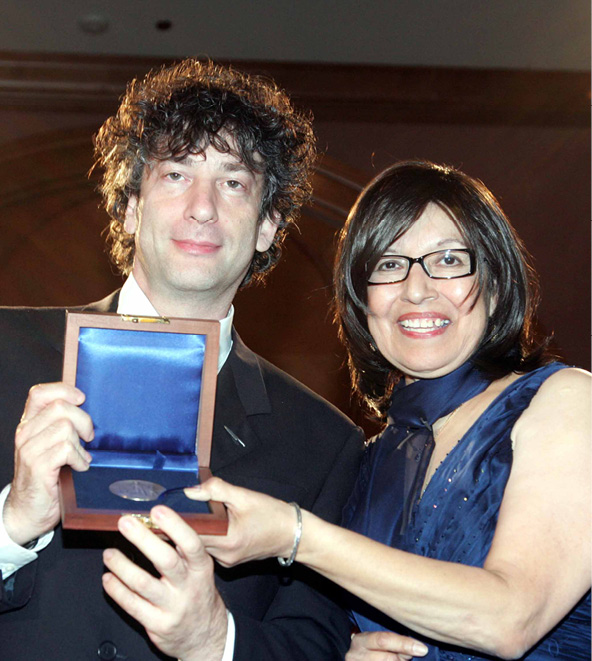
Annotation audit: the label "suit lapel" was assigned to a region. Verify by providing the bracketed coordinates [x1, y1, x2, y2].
[40, 291, 121, 356]
[210, 333, 270, 472]
[79, 291, 120, 314]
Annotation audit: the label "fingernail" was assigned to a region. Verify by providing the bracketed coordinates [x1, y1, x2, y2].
[119, 515, 134, 532]
[103, 549, 113, 561]
[151, 506, 166, 520]
[413, 642, 429, 656]
[183, 486, 202, 500]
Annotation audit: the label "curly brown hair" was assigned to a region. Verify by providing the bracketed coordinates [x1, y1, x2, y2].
[93, 59, 316, 286]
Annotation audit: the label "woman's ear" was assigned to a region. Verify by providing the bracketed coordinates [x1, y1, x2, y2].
[488, 291, 498, 316]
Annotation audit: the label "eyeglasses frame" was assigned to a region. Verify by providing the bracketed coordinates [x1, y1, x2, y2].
[367, 248, 476, 286]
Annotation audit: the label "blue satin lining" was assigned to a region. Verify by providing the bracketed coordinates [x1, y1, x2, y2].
[72, 467, 209, 514]
[77, 327, 206, 473]
[88, 451, 195, 471]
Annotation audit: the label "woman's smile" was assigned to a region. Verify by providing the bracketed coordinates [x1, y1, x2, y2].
[397, 312, 451, 336]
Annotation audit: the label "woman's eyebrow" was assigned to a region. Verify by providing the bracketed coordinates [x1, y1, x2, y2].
[436, 238, 467, 247]
[381, 239, 466, 255]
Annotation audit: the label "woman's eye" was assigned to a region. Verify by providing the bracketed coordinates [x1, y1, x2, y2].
[378, 259, 404, 271]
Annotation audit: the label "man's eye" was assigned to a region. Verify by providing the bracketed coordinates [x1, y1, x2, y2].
[226, 179, 244, 190]
[165, 172, 184, 181]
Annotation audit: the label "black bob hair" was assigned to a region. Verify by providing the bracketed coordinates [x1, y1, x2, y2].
[94, 59, 316, 287]
[334, 160, 551, 419]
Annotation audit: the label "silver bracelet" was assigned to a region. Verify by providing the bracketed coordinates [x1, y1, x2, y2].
[277, 502, 302, 567]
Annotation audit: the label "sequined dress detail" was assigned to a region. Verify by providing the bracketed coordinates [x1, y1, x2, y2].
[344, 363, 591, 660]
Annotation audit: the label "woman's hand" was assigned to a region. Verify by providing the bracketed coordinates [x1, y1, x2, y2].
[185, 477, 298, 566]
[347, 631, 428, 660]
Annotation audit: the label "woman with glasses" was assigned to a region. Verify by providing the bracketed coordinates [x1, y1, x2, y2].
[124, 161, 590, 660]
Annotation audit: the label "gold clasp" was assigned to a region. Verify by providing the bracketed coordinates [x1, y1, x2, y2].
[129, 513, 160, 530]
[120, 315, 170, 324]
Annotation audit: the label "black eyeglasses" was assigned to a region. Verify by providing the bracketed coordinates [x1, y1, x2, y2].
[368, 249, 476, 285]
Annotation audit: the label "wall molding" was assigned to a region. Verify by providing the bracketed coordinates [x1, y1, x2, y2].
[0, 51, 587, 126]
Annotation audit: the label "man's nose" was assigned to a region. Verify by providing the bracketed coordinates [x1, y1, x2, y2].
[185, 181, 217, 224]
[400, 262, 438, 304]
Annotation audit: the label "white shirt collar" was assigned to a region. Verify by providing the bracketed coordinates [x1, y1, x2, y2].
[117, 274, 234, 373]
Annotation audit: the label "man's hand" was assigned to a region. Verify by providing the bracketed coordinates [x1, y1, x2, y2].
[3, 382, 93, 546]
[102, 506, 228, 661]
[347, 631, 428, 660]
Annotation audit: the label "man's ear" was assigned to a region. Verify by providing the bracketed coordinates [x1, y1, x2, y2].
[256, 209, 280, 252]
[123, 196, 139, 234]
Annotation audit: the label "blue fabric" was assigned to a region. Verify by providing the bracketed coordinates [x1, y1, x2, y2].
[344, 362, 591, 660]
[77, 327, 206, 472]
[72, 467, 208, 514]
[345, 361, 492, 544]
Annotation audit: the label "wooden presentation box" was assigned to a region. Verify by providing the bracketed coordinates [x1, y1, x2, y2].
[58, 311, 227, 534]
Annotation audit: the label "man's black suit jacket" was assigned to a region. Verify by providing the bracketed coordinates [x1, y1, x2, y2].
[0, 293, 363, 660]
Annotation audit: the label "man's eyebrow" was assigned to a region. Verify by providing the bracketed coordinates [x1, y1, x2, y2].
[168, 155, 257, 176]
[164, 155, 193, 166]
[221, 161, 259, 177]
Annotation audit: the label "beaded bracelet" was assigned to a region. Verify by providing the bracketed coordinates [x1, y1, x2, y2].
[277, 502, 302, 567]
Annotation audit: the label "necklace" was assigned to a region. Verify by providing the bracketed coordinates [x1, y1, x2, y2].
[434, 403, 462, 437]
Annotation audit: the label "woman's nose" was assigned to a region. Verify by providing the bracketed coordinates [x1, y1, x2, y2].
[400, 262, 438, 304]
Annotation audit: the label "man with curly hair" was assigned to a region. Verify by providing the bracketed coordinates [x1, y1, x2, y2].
[0, 60, 363, 660]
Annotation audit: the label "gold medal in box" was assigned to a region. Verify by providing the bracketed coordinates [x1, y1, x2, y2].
[58, 312, 227, 534]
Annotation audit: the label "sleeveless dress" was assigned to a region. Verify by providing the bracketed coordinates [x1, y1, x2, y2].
[344, 363, 591, 660]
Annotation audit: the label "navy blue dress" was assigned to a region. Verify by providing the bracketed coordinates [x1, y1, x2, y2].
[344, 364, 591, 660]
